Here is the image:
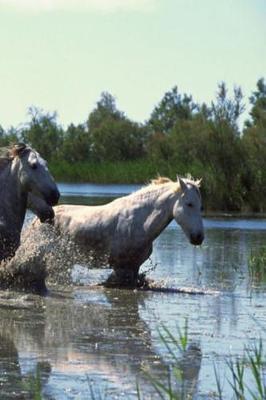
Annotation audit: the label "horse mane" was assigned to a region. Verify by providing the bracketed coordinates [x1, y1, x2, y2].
[0, 143, 29, 171]
[0, 147, 12, 171]
[151, 174, 201, 187]
[10, 143, 28, 157]
[127, 174, 201, 203]
[150, 176, 173, 185]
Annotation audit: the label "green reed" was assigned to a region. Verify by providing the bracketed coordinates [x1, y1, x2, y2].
[214, 339, 266, 400]
[49, 159, 182, 184]
[138, 321, 266, 400]
[137, 320, 190, 400]
[22, 366, 42, 400]
[248, 246, 266, 283]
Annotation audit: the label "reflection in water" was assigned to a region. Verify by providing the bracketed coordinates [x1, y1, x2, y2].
[1, 187, 266, 398]
[0, 332, 52, 399]
[0, 289, 201, 399]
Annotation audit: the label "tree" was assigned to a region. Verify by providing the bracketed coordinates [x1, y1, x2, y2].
[21, 107, 63, 161]
[88, 92, 147, 162]
[211, 82, 245, 134]
[87, 92, 124, 132]
[148, 86, 198, 135]
[0, 125, 19, 147]
[245, 78, 266, 128]
[242, 78, 266, 211]
[59, 123, 91, 163]
[90, 117, 147, 162]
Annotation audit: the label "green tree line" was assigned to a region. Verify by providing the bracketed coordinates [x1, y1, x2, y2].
[1, 79, 265, 212]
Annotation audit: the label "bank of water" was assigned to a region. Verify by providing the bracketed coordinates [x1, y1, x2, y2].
[1, 183, 266, 399]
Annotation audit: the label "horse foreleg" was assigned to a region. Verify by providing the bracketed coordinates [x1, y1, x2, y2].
[105, 245, 153, 288]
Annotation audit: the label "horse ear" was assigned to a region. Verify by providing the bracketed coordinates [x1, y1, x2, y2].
[196, 178, 202, 187]
[13, 143, 27, 157]
[177, 176, 187, 192]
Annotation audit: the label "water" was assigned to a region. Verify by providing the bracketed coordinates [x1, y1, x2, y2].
[1, 183, 266, 399]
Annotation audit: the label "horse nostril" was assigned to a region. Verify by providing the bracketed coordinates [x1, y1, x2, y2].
[191, 232, 204, 245]
[198, 233, 204, 241]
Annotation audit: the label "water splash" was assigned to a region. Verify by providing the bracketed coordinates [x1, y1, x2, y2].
[0, 220, 219, 295]
[0, 220, 100, 292]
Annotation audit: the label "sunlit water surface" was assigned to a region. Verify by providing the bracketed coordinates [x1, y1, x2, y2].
[0, 183, 266, 399]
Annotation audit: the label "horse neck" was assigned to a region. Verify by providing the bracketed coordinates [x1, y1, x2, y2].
[0, 161, 27, 230]
[133, 185, 178, 242]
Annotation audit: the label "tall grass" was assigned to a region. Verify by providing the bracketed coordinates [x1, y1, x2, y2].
[137, 319, 201, 400]
[23, 366, 42, 400]
[49, 159, 184, 184]
[215, 340, 266, 400]
[138, 322, 266, 400]
[248, 246, 266, 284]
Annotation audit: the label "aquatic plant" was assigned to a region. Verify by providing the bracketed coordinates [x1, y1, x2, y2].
[214, 339, 266, 400]
[137, 319, 202, 400]
[23, 366, 43, 400]
[248, 246, 266, 284]
[138, 322, 266, 400]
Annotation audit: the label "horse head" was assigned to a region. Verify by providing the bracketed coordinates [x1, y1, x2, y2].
[11, 143, 60, 207]
[173, 176, 204, 246]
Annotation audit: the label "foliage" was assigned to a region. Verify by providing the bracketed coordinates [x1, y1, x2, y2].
[248, 246, 266, 284]
[21, 106, 63, 161]
[59, 123, 91, 163]
[211, 82, 245, 134]
[1, 79, 266, 212]
[138, 320, 193, 400]
[88, 92, 148, 161]
[138, 323, 266, 400]
[0, 125, 19, 146]
[148, 86, 198, 134]
[90, 117, 148, 162]
[242, 78, 266, 212]
[215, 340, 266, 400]
[49, 159, 162, 183]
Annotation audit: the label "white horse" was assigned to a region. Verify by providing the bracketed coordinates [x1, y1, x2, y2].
[45, 176, 204, 287]
[0, 143, 60, 261]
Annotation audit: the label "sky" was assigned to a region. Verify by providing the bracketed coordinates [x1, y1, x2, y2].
[0, 0, 265, 129]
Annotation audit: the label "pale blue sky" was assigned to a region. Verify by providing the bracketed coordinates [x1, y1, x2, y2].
[0, 0, 265, 129]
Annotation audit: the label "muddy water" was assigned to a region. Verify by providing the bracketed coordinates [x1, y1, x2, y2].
[1, 183, 266, 399]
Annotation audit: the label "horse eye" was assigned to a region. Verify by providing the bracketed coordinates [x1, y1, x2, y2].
[201, 205, 204, 212]
[187, 202, 193, 208]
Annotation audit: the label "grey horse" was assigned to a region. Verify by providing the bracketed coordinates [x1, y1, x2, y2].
[0, 143, 60, 261]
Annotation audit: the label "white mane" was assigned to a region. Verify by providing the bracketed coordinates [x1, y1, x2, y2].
[126, 176, 201, 202]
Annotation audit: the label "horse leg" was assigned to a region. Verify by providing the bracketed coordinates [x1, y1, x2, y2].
[105, 245, 153, 288]
[104, 268, 138, 288]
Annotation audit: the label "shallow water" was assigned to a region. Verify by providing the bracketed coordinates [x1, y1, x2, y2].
[1, 183, 266, 399]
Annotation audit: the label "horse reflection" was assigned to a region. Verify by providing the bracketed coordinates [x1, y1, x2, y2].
[0, 290, 202, 398]
[0, 333, 51, 399]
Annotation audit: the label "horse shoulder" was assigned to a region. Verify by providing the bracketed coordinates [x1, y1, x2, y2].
[54, 204, 116, 244]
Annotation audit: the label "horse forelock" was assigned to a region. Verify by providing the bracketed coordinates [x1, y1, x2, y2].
[183, 179, 202, 201]
[10, 143, 31, 158]
[0, 144, 34, 173]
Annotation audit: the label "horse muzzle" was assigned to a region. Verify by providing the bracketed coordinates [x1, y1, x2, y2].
[46, 188, 60, 206]
[190, 232, 204, 246]
[38, 206, 55, 223]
